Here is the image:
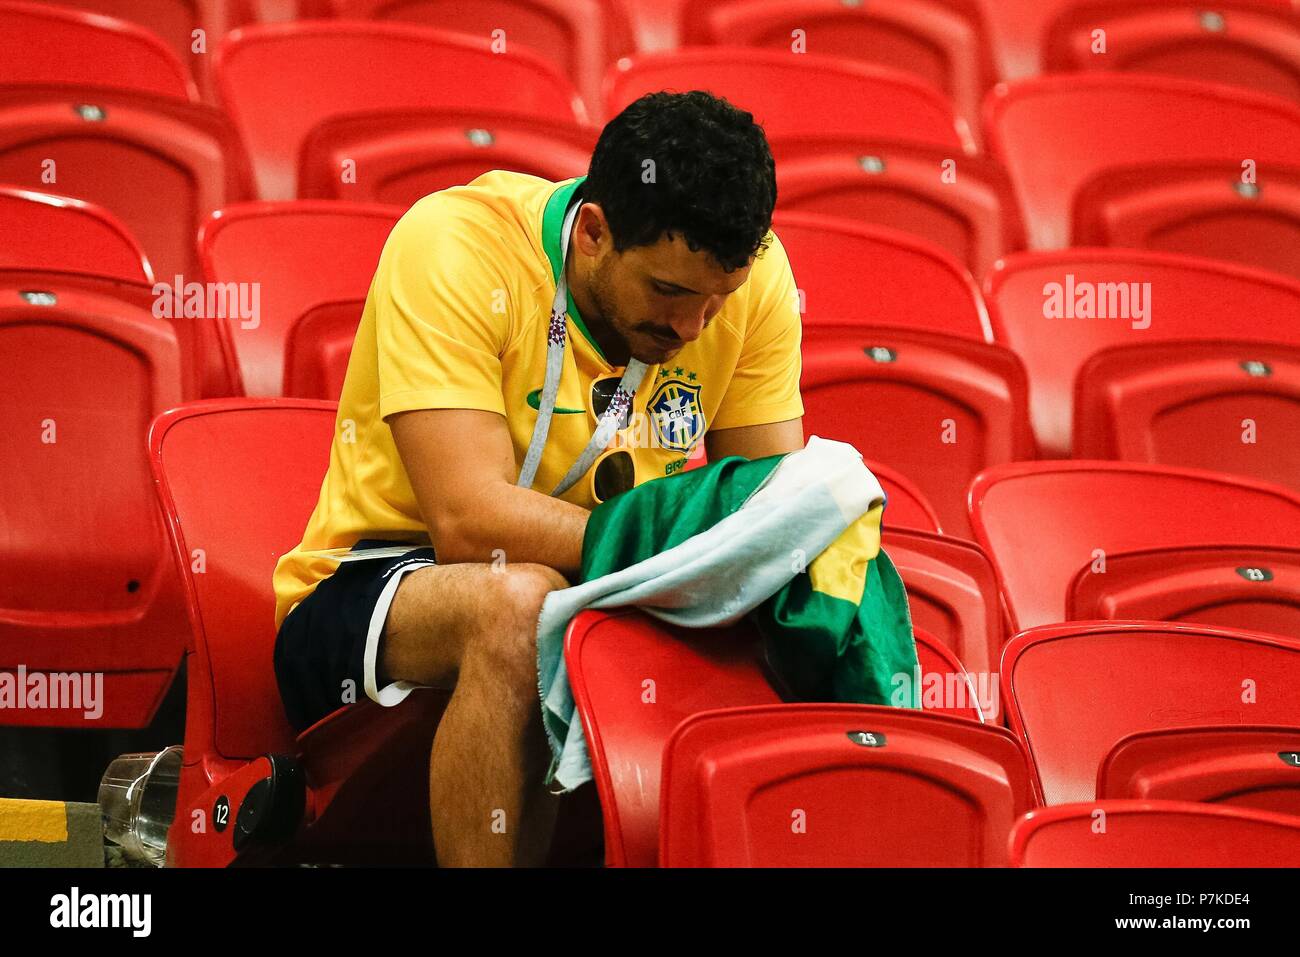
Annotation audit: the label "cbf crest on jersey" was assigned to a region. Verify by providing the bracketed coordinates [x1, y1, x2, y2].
[648, 377, 705, 453]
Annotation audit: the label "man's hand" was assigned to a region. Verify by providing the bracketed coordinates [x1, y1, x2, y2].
[389, 408, 590, 577]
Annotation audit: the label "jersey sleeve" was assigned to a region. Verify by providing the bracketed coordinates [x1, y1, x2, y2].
[375, 194, 515, 421]
[710, 230, 805, 431]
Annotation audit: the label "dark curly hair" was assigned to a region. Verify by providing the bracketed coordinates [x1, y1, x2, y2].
[583, 91, 777, 273]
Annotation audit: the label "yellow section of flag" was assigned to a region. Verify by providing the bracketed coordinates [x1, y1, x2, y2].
[807, 502, 885, 604]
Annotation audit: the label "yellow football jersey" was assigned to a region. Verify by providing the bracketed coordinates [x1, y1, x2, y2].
[273, 171, 804, 626]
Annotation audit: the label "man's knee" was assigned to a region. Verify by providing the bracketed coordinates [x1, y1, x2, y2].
[468, 563, 569, 684]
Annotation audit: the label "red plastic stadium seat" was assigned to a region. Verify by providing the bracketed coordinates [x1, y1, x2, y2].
[1073, 161, 1300, 282]
[50, 0, 258, 100]
[566, 608, 956, 866]
[774, 213, 992, 341]
[606, 49, 976, 153]
[884, 528, 1005, 681]
[282, 299, 365, 401]
[566, 609, 780, 867]
[968, 461, 1300, 632]
[0, 283, 187, 728]
[681, 0, 995, 145]
[863, 458, 943, 534]
[198, 201, 401, 396]
[1099, 726, 1300, 816]
[913, 625, 987, 722]
[985, 74, 1300, 249]
[0, 85, 254, 303]
[149, 400, 449, 866]
[214, 21, 588, 199]
[971, 0, 1298, 82]
[1068, 544, 1300, 641]
[660, 704, 1036, 867]
[321, 0, 635, 114]
[984, 249, 1300, 457]
[801, 326, 1034, 538]
[0, 186, 228, 397]
[297, 109, 595, 206]
[1073, 340, 1300, 490]
[1002, 621, 1300, 805]
[1010, 800, 1300, 867]
[0, 186, 151, 283]
[775, 143, 1024, 277]
[0, 1, 197, 101]
[1045, 0, 1300, 105]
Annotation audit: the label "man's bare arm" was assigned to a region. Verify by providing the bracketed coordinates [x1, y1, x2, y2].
[389, 408, 589, 577]
[705, 417, 805, 462]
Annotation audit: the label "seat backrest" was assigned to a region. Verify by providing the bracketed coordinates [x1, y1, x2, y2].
[884, 528, 1004, 679]
[54, 0, 256, 98]
[150, 400, 337, 761]
[322, 0, 634, 114]
[297, 109, 595, 206]
[660, 703, 1036, 867]
[775, 144, 1024, 277]
[565, 608, 782, 867]
[801, 327, 1033, 537]
[1003, 621, 1300, 805]
[914, 625, 989, 722]
[198, 201, 401, 396]
[0, 186, 151, 283]
[972, 0, 1297, 80]
[1, 286, 182, 615]
[1044, 0, 1300, 103]
[985, 73, 1300, 248]
[283, 299, 366, 400]
[1072, 339, 1300, 488]
[969, 461, 1300, 631]
[1072, 160, 1300, 283]
[214, 21, 587, 198]
[1010, 799, 1300, 866]
[863, 457, 944, 533]
[605, 49, 975, 151]
[0, 89, 254, 296]
[1068, 543, 1300, 641]
[1098, 725, 1300, 816]
[682, 0, 994, 140]
[983, 248, 1300, 457]
[775, 212, 992, 341]
[0, 0, 196, 101]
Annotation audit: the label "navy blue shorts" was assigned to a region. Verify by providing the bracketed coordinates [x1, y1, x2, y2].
[274, 540, 438, 732]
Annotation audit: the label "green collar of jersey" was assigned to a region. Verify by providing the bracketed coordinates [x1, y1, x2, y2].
[541, 175, 607, 362]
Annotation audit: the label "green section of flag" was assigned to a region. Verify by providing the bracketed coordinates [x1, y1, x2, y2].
[581, 454, 918, 705]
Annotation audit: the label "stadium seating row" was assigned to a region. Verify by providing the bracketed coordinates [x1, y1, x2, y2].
[146, 402, 1300, 866]
[7, 0, 1300, 866]
[7, 183, 1299, 543]
[23, 0, 1300, 122]
[2, 5, 1298, 281]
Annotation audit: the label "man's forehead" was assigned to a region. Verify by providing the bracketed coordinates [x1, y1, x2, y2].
[633, 232, 754, 293]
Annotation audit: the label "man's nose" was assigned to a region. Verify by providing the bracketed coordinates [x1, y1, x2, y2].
[669, 299, 719, 341]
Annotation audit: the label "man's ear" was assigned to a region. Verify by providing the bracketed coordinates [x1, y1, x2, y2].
[572, 202, 609, 258]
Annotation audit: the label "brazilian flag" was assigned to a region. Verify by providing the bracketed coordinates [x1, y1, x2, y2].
[580, 453, 919, 707]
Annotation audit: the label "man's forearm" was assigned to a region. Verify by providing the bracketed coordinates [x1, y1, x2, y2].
[432, 482, 589, 578]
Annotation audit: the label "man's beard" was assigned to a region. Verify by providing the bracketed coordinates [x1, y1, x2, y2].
[590, 261, 679, 365]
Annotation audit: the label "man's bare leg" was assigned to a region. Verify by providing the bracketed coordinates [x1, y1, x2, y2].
[381, 561, 569, 867]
